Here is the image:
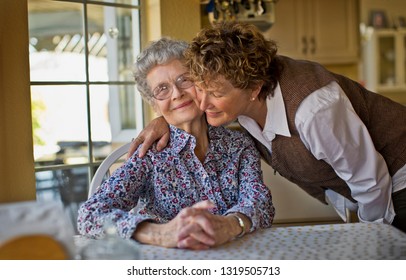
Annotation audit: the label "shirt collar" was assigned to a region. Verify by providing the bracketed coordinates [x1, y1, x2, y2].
[264, 83, 291, 138]
[168, 124, 194, 154]
[238, 83, 291, 140]
[167, 124, 222, 162]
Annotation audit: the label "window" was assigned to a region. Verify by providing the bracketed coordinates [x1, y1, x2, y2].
[28, 0, 142, 229]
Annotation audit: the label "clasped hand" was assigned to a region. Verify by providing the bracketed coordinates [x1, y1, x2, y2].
[171, 200, 236, 250]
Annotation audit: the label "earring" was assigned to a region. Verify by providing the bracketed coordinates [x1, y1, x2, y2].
[250, 97, 255, 101]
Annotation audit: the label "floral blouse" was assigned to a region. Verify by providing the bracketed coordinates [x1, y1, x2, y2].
[77, 125, 275, 239]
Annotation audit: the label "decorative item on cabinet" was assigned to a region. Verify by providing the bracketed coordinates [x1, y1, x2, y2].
[202, 0, 279, 32]
[395, 16, 406, 29]
[368, 10, 389, 29]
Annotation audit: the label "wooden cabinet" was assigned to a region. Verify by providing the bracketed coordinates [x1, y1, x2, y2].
[264, 0, 359, 64]
[362, 28, 406, 104]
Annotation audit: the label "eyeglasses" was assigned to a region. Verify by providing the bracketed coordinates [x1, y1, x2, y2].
[152, 74, 194, 100]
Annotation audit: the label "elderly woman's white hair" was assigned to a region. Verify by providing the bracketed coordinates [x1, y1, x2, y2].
[133, 37, 189, 106]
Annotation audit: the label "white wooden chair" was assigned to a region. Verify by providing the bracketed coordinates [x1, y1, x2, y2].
[88, 142, 131, 198]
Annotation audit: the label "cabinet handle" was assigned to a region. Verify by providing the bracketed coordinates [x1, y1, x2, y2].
[302, 36, 307, 54]
[310, 37, 316, 55]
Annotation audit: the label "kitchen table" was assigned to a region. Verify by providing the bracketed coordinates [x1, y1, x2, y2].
[74, 222, 406, 260]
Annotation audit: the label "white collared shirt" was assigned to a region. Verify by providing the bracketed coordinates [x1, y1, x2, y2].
[239, 81, 405, 224]
[238, 83, 291, 153]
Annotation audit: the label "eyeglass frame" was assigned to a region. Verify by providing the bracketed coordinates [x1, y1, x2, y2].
[151, 73, 194, 100]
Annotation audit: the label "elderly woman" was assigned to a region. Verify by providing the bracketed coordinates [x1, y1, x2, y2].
[77, 38, 275, 249]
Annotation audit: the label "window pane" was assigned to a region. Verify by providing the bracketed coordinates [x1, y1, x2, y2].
[90, 84, 140, 145]
[119, 84, 137, 129]
[28, 0, 86, 82]
[36, 167, 90, 232]
[87, 4, 140, 82]
[36, 170, 62, 202]
[404, 36, 406, 85]
[89, 84, 113, 161]
[32, 85, 89, 167]
[378, 36, 396, 85]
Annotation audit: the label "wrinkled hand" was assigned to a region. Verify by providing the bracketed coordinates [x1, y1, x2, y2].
[175, 200, 216, 249]
[176, 201, 237, 249]
[155, 200, 215, 249]
[127, 116, 170, 159]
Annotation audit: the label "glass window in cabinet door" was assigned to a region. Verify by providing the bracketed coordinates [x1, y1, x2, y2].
[378, 35, 396, 88]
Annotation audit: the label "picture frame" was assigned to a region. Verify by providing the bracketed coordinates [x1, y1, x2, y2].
[368, 10, 388, 29]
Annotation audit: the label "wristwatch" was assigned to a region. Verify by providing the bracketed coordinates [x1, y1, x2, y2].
[231, 214, 246, 238]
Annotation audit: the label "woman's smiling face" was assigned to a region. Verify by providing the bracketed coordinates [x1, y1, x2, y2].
[195, 75, 254, 127]
[147, 59, 203, 128]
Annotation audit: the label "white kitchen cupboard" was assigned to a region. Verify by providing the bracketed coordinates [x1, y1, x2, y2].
[264, 0, 359, 64]
[362, 28, 406, 104]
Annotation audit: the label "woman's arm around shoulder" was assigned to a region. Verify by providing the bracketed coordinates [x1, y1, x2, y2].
[127, 116, 170, 158]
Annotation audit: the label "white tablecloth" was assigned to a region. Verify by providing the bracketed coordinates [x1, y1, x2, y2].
[75, 222, 406, 260]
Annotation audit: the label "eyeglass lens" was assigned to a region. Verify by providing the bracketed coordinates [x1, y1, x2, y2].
[153, 75, 194, 100]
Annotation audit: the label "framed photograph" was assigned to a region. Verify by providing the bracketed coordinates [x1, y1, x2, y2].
[368, 10, 388, 29]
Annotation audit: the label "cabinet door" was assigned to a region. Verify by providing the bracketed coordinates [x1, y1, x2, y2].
[309, 0, 359, 64]
[362, 29, 406, 104]
[263, 0, 306, 59]
[264, 0, 358, 64]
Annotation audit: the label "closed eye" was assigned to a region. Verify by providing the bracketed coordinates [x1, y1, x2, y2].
[195, 86, 222, 98]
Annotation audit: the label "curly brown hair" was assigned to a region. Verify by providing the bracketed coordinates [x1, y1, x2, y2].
[185, 21, 282, 99]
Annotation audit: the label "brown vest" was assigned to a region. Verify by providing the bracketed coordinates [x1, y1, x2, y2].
[251, 56, 406, 204]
